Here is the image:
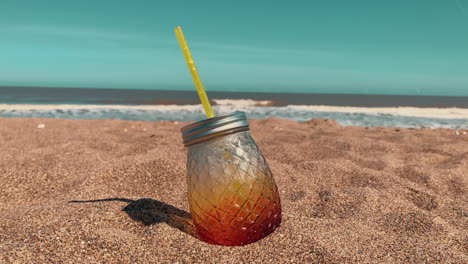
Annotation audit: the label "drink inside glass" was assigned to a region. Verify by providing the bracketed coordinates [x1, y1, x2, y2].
[181, 112, 282, 246]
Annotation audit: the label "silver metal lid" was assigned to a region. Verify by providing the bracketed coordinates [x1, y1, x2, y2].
[181, 111, 250, 146]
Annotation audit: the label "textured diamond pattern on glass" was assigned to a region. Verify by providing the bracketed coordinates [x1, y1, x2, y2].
[186, 131, 281, 246]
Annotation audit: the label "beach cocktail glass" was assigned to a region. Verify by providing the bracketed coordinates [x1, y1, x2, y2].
[174, 27, 281, 245]
[181, 111, 282, 246]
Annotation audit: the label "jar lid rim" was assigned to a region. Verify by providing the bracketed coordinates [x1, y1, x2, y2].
[181, 111, 249, 146]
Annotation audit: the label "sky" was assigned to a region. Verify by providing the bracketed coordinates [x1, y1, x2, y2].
[0, 0, 467, 96]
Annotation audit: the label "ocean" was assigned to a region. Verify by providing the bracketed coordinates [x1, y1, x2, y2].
[1, 86, 468, 129]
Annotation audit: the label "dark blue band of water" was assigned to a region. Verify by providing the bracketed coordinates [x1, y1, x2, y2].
[1, 86, 468, 108]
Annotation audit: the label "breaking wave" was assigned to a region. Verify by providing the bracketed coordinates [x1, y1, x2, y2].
[1, 102, 467, 129]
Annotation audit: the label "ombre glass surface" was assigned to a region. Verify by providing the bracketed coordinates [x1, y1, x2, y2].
[182, 113, 281, 246]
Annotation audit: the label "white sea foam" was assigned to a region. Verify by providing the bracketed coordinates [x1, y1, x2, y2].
[212, 99, 274, 106]
[2, 103, 466, 119]
[289, 105, 468, 119]
[212, 99, 468, 119]
[1, 103, 467, 129]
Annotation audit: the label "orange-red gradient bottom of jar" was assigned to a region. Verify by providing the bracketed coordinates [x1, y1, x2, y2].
[188, 178, 282, 246]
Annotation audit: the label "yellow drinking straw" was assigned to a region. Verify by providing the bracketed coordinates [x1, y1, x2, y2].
[174, 26, 215, 118]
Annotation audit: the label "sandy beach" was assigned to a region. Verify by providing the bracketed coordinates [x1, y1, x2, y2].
[0, 117, 467, 263]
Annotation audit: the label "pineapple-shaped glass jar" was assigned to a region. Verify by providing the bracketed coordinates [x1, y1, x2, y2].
[181, 111, 282, 246]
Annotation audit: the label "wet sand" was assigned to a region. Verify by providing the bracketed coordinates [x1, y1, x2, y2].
[0, 117, 467, 263]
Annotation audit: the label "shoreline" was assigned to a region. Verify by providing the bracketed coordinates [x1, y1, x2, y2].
[1, 105, 468, 130]
[2, 115, 468, 130]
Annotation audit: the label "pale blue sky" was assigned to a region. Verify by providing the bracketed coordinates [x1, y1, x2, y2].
[0, 0, 467, 95]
